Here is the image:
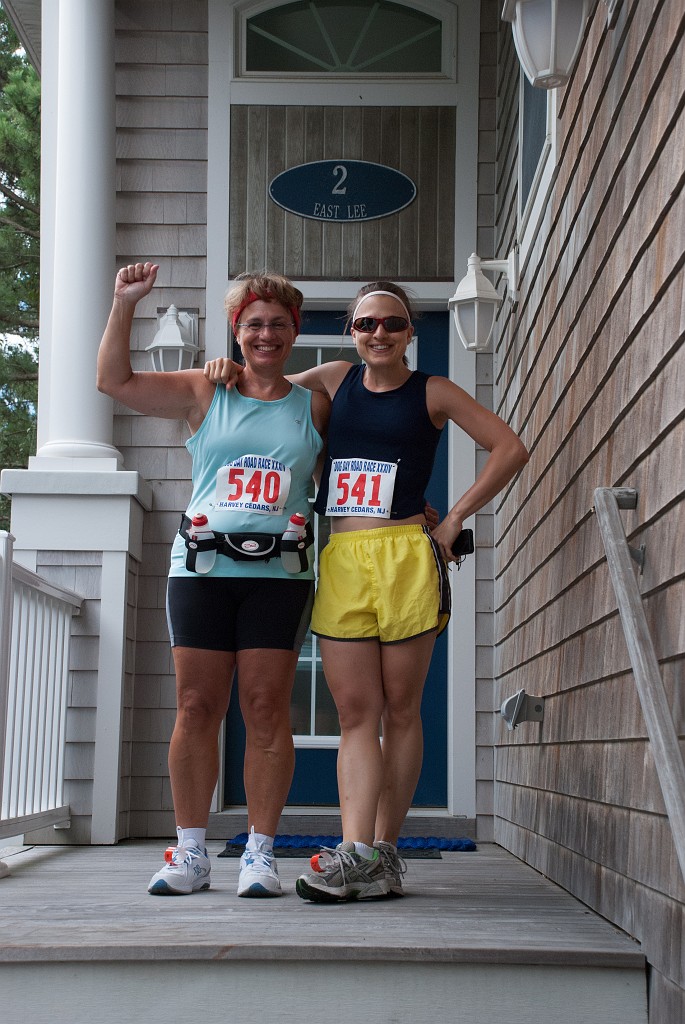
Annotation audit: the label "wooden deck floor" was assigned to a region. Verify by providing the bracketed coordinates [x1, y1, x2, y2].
[1, 841, 649, 1024]
[0, 839, 642, 968]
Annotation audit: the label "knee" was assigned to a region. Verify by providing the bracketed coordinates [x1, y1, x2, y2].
[382, 698, 421, 733]
[337, 694, 383, 733]
[176, 689, 224, 732]
[241, 688, 289, 739]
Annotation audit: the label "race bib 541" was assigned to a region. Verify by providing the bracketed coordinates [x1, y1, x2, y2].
[214, 455, 291, 516]
[325, 458, 396, 518]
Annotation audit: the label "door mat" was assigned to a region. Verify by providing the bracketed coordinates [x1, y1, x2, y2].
[218, 834, 476, 859]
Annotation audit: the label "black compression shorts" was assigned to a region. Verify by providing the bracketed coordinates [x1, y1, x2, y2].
[166, 576, 314, 653]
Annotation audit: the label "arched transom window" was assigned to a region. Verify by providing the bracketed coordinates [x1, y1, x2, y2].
[242, 0, 446, 75]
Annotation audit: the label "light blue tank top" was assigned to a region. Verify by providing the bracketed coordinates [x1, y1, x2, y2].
[169, 383, 323, 579]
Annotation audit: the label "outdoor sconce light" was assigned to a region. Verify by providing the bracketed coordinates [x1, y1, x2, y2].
[146, 305, 199, 372]
[502, 0, 591, 89]
[448, 250, 519, 352]
[500, 688, 545, 730]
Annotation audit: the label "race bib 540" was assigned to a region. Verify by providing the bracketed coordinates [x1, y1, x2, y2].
[214, 455, 291, 516]
[325, 458, 396, 518]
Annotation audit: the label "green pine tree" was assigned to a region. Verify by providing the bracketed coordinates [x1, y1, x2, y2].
[0, 3, 40, 531]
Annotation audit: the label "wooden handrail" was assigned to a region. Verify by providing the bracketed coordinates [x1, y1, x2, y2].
[593, 487, 685, 884]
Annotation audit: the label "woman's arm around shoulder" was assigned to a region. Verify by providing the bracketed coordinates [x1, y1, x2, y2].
[204, 357, 352, 401]
[426, 375, 529, 559]
[97, 262, 214, 431]
[286, 361, 352, 400]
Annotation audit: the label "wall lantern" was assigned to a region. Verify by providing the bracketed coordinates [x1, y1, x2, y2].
[145, 305, 199, 372]
[500, 688, 545, 730]
[448, 251, 519, 352]
[502, 0, 591, 89]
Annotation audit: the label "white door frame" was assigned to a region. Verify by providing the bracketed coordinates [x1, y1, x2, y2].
[206, 0, 479, 817]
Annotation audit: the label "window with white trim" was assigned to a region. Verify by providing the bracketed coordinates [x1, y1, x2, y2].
[239, 0, 453, 78]
[518, 73, 558, 255]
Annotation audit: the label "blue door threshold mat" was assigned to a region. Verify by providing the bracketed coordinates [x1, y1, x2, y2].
[218, 834, 477, 858]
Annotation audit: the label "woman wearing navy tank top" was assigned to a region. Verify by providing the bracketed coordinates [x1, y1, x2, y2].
[205, 280, 528, 902]
[98, 264, 328, 900]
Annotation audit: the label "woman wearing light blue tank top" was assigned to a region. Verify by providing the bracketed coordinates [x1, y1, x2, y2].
[169, 380, 322, 579]
[97, 266, 328, 900]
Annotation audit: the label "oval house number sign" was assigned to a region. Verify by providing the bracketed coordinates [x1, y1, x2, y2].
[269, 159, 417, 223]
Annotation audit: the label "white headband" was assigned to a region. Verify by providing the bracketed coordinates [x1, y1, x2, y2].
[351, 290, 412, 325]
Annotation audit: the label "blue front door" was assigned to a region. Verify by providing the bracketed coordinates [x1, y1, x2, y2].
[224, 310, 450, 808]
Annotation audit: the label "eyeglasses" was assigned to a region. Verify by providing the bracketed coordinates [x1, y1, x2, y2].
[352, 316, 411, 333]
[236, 320, 295, 333]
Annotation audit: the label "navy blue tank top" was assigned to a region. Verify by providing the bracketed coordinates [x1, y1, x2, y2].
[314, 364, 443, 519]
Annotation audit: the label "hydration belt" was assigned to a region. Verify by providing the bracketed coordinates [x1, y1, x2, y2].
[179, 514, 314, 574]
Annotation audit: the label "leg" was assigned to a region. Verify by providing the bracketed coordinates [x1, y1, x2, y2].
[149, 646, 233, 895]
[296, 639, 390, 902]
[238, 647, 299, 837]
[375, 632, 436, 844]
[319, 638, 385, 846]
[169, 646, 235, 826]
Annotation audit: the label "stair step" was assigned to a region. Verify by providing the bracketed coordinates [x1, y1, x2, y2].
[0, 841, 646, 1023]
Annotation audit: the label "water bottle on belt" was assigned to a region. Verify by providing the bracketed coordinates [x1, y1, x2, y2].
[280, 512, 309, 574]
[186, 513, 217, 574]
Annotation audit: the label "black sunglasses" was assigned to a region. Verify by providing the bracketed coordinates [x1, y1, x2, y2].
[352, 315, 411, 333]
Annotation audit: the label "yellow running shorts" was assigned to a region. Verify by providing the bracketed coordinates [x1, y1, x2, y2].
[311, 523, 451, 644]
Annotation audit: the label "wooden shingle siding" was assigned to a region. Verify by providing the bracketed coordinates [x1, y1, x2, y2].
[492, 0, 685, 1016]
[114, 0, 208, 840]
[116, 1, 207, 34]
[473, 1, 502, 842]
[119, 553, 140, 837]
[229, 105, 456, 281]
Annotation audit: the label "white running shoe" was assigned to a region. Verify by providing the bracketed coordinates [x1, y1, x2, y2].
[148, 841, 211, 896]
[237, 829, 282, 898]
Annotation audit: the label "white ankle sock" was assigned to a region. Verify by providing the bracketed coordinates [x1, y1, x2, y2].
[246, 826, 274, 851]
[353, 842, 376, 860]
[177, 826, 206, 850]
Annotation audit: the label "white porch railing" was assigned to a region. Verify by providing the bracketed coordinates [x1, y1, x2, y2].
[0, 531, 83, 871]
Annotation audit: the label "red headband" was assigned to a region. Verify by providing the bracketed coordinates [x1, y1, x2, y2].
[231, 291, 301, 334]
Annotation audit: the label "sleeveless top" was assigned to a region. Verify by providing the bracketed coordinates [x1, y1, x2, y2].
[313, 364, 442, 520]
[169, 383, 323, 579]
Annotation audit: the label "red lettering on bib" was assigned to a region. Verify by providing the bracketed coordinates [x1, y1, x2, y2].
[325, 458, 397, 518]
[214, 455, 291, 517]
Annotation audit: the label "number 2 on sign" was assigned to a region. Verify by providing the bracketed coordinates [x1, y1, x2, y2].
[227, 467, 281, 504]
[335, 472, 382, 506]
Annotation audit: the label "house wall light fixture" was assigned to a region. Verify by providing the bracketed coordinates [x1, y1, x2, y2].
[146, 305, 200, 372]
[500, 688, 545, 730]
[448, 250, 519, 353]
[502, 0, 591, 90]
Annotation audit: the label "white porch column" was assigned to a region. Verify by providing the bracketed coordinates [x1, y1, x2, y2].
[1, 1, 150, 846]
[36, 0, 120, 465]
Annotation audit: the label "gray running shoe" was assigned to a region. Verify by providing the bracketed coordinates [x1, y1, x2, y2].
[374, 840, 407, 897]
[296, 841, 390, 902]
